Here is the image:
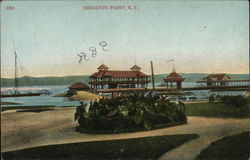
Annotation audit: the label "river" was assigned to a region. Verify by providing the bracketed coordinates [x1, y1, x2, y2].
[1, 83, 247, 108]
[1, 85, 80, 108]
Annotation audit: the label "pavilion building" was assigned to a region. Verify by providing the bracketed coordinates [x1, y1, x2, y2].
[163, 70, 185, 89]
[197, 74, 231, 86]
[197, 74, 250, 87]
[89, 64, 150, 89]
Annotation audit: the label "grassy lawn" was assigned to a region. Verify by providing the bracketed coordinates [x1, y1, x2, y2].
[185, 102, 249, 118]
[195, 131, 250, 160]
[2, 134, 198, 160]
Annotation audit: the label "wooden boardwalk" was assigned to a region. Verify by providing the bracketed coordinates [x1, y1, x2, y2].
[96, 85, 250, 93]
[182, 85, 250, 91]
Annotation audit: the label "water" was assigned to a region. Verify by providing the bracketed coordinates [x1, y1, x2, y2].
[1, 85, 66, 95]
[1, 84, 247, 108]
[1, 85, 81, 108]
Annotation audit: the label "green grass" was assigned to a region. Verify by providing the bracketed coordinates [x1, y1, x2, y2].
[195, 131, 250, 160]
[2, 134, 198, 160]
[185, 102, 250, 118]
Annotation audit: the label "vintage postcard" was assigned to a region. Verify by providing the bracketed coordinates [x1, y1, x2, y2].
[1, 0, 249, 160]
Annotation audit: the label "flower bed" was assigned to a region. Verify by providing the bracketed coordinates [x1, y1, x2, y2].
[75, 93, 187, 133]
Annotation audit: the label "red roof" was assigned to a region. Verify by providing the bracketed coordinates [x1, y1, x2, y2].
[90, 70, 150, 78]
[69, 82, 90, 89]
[164, 71, 184, 82]
[97, 64, 109, 70]
[130, 65, 141, 70]
[203, 74, 231, 81]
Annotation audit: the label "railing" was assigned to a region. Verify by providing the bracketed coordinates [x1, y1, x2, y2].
[89, 80, 151, 85]
[96, 85, 250, 93]
[183, 85, 250, 90]
[196, 80, 250, 86]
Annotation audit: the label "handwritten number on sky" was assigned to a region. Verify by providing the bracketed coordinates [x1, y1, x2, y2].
[99, 41, 108, 51]
[77, 52, 89, 63]
[89, 47, 97, 58]
[77, 41, 108, 63]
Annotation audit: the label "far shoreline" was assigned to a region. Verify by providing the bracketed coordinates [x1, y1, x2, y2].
[1, 73, 249, 87]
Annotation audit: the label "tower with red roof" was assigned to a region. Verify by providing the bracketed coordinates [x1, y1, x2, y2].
[163, 70, 185, 89]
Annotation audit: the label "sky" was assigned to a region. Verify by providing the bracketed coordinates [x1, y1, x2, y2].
[1, 0, 249, 78]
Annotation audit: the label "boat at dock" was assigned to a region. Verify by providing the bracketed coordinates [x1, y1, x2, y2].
[1, 44, 51, 98]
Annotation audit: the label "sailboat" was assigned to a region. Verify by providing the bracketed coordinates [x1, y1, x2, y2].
[0, 44, 51, 97]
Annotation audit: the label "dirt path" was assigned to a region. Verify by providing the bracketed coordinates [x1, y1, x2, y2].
[158, 117, 250, 160]
[2, 107, 250, 160]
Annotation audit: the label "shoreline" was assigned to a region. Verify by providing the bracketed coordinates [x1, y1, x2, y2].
[1, 105, 76, 112]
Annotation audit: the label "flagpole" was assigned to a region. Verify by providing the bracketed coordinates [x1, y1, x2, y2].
[151, 61, 155, 91]
[166, 59, 175, 72]
[14, 41, 18, 93]
[135, 52, 137, 65]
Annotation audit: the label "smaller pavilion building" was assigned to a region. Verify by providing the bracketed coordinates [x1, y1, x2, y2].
[197, 74, 231, 86]
[197, 74, 250, 87]
[68, 82, 90, 95]
[163, 70, 185, 89]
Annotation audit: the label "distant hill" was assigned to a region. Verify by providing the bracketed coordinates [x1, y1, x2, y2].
[1, 76, 90, 87]
[1, 73, 249, 87]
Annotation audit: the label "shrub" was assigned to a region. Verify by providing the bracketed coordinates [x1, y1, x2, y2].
[220, 95, 248, 107]
[209, 95, 215, 102]
[215, 95, 221, 100]
[244, 92, 250, 101]
[75, 93, 187, 132]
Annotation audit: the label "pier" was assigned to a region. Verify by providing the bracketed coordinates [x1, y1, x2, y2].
[95, 83, 250, 93]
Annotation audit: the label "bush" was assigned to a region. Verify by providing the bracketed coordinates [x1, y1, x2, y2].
[220, 95, 248, 107]
[244, 92, 250, 101]
[209, 95, 215, 102]
[75, 93, 187, 133]
[215, 95, 221, 100]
